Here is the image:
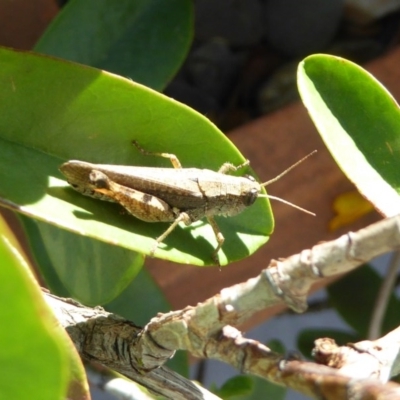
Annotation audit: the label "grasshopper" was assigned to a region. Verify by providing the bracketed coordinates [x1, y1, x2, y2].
[60, 141, 315, 265]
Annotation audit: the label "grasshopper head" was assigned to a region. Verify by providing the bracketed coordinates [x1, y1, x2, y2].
[60, 160, 110, 200]
[242, 175, 260, 206]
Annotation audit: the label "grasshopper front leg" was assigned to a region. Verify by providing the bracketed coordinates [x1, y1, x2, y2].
[89, 170, 191, 258]
[206, 216, 225, 266]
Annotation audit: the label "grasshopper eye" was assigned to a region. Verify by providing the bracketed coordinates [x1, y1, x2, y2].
[89, 170, 110, 189]
[245, 188, 258, 206]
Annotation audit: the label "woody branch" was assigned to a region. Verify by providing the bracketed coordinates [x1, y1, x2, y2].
[46, 215, 400, 399]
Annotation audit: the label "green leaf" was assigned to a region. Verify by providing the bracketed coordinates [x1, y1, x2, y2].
[216, 375, 254, 399]
[267, 338, 285, 354]
[35, 0, 193, 90]
[327, 264, 400, 337]
[242, 376, 286, 400]
[105, 266, 169, 324]
[213, 374, 286, 400]
[298, 54, 400, 217]
[0, 217, 69, 399]
[21, 215, 143, 306]
[0, 47, 273, 266]
[297, 329, 359, 359]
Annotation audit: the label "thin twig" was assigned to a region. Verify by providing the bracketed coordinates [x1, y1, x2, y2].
[368, 250, 400, 339]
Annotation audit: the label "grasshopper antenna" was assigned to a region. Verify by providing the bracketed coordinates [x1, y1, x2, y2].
[258, 150, 317, 216]
[261, 150, 317, 187]
[259, 194, 316, 216]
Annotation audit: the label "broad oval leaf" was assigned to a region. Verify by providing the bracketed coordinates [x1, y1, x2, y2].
[35, 0, 193, 91]
[0, 217, 69, 399]
[298, 54, 400, 217]
[21, 215, 143, 306]
[0, 47, 273, 266]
